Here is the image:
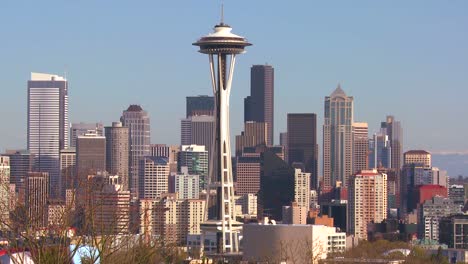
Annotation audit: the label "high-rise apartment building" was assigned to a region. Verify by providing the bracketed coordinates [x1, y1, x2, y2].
[59, 148, 75, 198]
[287, 113, 318, 189]
[0, 156, 10, 227]
[235, 121, 268, 157]
[294, 168, 310, 209]
[27, 72, 69, 198]
[180, 115, 214, 159]
[418, 196, 461, 241]
[26, 172, 49, 227]
[353, 122, 368, 173]
[178, 145, 208, 190]
[76, 132, 106, 188]
[120, 105, 151, 198]
[175, 167, 200, 199]
[244, 65, 274, 146]
[186, 95, 214, 117]
[87, 173, 131, 235]
[150, 144, 179, 173]
[138, 157, 169, 199]
[323, 85, 354, 189]
[141, 194, 205, 245]
[105, 122, 130, 191]
[70, 122, 104, 148]
[348, 169, 387, 240]
[236, 156, 261, 195]
[4, 150, 34, 192]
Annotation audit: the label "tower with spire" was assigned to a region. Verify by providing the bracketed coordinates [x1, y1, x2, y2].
[323, 84, 354, 191]
[193, 9, 251, 255]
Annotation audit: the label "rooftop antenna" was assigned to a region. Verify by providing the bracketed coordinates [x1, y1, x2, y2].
[220, 3, 224, 25]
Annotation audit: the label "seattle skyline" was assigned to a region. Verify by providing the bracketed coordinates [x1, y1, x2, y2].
[1, 1, 468, 158]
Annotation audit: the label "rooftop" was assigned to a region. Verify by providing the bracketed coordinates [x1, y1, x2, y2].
[404, 150, 431, 155]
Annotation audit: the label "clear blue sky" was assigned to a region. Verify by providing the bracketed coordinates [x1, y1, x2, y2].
[1, 0, 467, 155]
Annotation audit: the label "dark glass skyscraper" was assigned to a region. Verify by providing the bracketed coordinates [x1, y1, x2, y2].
[287, 113, 318, 189]
[244, 65, 274, 145]
[186, 95, 214, 117]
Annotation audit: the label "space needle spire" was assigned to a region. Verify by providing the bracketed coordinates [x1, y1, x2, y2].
[193, 10, 251, 255]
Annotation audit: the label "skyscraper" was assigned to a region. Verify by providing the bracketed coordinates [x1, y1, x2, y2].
[70, 122, 104, 148]
[235, 121, 268, 157]
[368, 131, 391, 169]
[150, 144, 179, 173]
[244, 65, 274, 146]
[236, 156, 261, 195]
[76, 132, 106, 188]
[348, 169, 387, 240]
[294, 168, 310, 209]
[27, 72, 69, 198]
[4, 149, 34, 192]
[186, 95, 214, 117]
[381, 116, 403, 170]
[323, 85, 354, 189]
[287, 113, 318, 189]
[180, 115, 215, 159]
[352, 122, 368, 173]
[105, 122, 130, 191]
[120, 105, 151, 198]
[59, 148, 75, 198]
[175, 167, 200, 199]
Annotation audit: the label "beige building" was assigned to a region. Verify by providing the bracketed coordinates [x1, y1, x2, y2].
[26, 172, 49, 228]
[352, 122, 369, 173]
[235, 121, 268, 157]
[404, 150, 431, 167]
[282, 202, 308, 224]
[47, 201, 66, 227]
[105, 122, 130, 191]
[59, 148, 75, 198]
[295, 168, 310, 209]
[140, 193, 205, 245]
[243, 223, 346, 264]
[348, 169, 388, 240]
[236, 156, 261, 195]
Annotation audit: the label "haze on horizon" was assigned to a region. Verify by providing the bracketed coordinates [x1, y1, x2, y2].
[1, 1, 467, 160]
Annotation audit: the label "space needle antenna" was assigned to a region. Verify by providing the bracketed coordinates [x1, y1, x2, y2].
[220, 4, 224, 25]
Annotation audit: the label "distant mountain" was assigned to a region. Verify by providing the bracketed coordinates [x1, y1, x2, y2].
[432, 154, 468, 178]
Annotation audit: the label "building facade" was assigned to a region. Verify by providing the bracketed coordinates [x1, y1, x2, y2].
[418, 196, 461, 241]
[70, 122, 103, 148]
[323, 85, 354, 189]
[0, 156, 10, 227]
[27, 72, 69, 198]
[76, 133, 106, 188]
[244, 64, 274, 146]
[352, 122, 368, 173]
[178, 145, 208, 190]
[287, 113, 318, 189]
[294, 168, 311, 209]
[186, 95, 214, 117]
[348, 169, 387, 240]
[59, 148, 75, 198]
[105, 122, 130, 191]
[236, 156, 261, 195]
[175, 167, 200, 199]
[235, 121, 268, 157]
[120, 105, 151, 198]
[25, 172, 49, 227]
[4, 150, 34, 192]
[138, 157, 169, 199]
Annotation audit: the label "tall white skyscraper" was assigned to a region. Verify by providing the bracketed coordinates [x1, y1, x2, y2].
[323, 85, 354, 189]
[294, 168, 310, 209]
[27, 72, 69, 198]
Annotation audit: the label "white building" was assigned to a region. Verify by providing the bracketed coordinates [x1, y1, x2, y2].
[138, 156, 169, 199]
[27, 72, 69, 198]
[175, 166, 200, 199]
[295, 168, 310, 209]
[243, 222, 346, 264]
[235, 193, 257, 217]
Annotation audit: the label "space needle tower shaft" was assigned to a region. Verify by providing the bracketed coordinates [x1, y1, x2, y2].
[193, 14, 251, 254]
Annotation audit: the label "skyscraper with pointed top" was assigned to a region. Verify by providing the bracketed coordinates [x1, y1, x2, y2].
[323, 85, 354, 190]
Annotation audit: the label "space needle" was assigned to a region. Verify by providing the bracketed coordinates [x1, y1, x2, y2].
[193, 10, 251, 255]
